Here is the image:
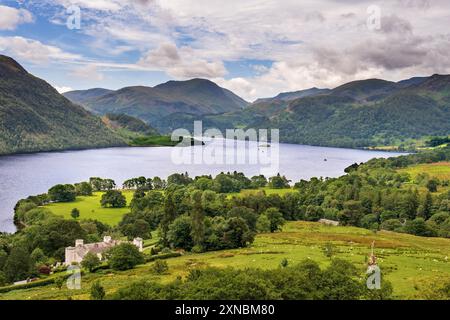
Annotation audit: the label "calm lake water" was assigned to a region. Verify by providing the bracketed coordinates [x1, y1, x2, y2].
[0, 140, 406, 232]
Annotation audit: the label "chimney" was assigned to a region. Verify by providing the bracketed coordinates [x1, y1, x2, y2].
[75, 239, 84, 247]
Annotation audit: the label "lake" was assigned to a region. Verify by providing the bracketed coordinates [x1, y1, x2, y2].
[0, 140, 406, 232]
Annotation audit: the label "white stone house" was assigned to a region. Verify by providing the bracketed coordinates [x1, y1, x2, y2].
[64, 236, 143, 266]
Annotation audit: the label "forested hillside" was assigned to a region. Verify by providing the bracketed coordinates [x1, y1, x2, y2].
[0, 55, 125, 155]
[162, 75, 450, 148]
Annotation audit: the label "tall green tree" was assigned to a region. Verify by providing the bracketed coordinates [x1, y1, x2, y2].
[190, 190, 205, 249]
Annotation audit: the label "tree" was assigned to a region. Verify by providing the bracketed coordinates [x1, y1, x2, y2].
[3, 245, 31, 282]
[304, 205, 324, 222]
[121, 219, 152, 240]
[338, 200, 364, 226]
[152, 176, 166, 189]
[0, 271, 7, 286]
[426, 179, 439, 193]
[380, 219, 402, 231]
[90, 281, 106, 300]
[417, 192, 433, 219]
[23, 218, 87, 259]
[30, 248, 47, 266]
[101, 190, 126, 208]
[106, 243, 144, 271]
[263, 207, 285, 232]
[403, 218, 435, 237]
[71, 208, 80, 219]
[167, 215, 193, 250]
[160, 191, 177, 247]
[74, 182, 93, 196]
[222, 217, 255, 248]
[268, 174, 290, 189]
[250, 175, 268, 188]
[0, 249, 7, 270]
[190, 190, 205, 249]
[81, 252, 101, 272]
[227, 207, 258, 232]
[256, 214, 271, 233]
[48, 184, 76, 202]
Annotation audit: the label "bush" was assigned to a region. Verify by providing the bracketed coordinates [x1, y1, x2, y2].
[71, 208, 80, 219]
[90, 281, 106, 300]
[151, 260, 169, 274]
[322, 242, 336, 259]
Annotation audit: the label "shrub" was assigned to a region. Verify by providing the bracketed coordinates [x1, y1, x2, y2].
[90, 281, 106, 300]
[71, 208, 80, 219]
[151, 260, 169, 274]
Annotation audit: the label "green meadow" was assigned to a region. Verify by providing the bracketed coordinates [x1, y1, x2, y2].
[1, 221, 449, 300]
[45, 188, 293, 226]
[398, 162, 450, 180]
[44, 191, 134, 226]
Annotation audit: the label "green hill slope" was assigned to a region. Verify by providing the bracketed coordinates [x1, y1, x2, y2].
[165, 75, 450, 148]
[64, 78, 249, 128]
[1, 221, 448, 300]
[0, 55, 125, 155]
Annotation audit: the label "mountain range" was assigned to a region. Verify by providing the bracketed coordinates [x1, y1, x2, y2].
[147, 75, 450, 148]
[0, 55, 125, 155]
[1, 53, 450, 155]
[64, 79, 248, 132]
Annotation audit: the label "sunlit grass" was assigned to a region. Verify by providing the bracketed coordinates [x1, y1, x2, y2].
[398, 162, 450, 180]
[44, 191, 134, 226]
[2, 221, 449, 300]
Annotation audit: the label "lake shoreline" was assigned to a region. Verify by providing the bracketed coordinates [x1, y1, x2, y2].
[0, 140, 412, 158]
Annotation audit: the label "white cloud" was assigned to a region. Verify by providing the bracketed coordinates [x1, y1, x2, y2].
[138, 42, 226, 78]
[0, 5, 33, 30]
[0, 36, 81, 64]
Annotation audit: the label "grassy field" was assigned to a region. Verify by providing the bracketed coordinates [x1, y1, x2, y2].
[1, 221, 449, 300]
[44, 191, 134, 226]
[45, 188, 294, 226]
[398, 162, 450, 180]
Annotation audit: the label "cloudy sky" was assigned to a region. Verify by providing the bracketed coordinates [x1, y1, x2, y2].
[0, 0, 449, 101]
